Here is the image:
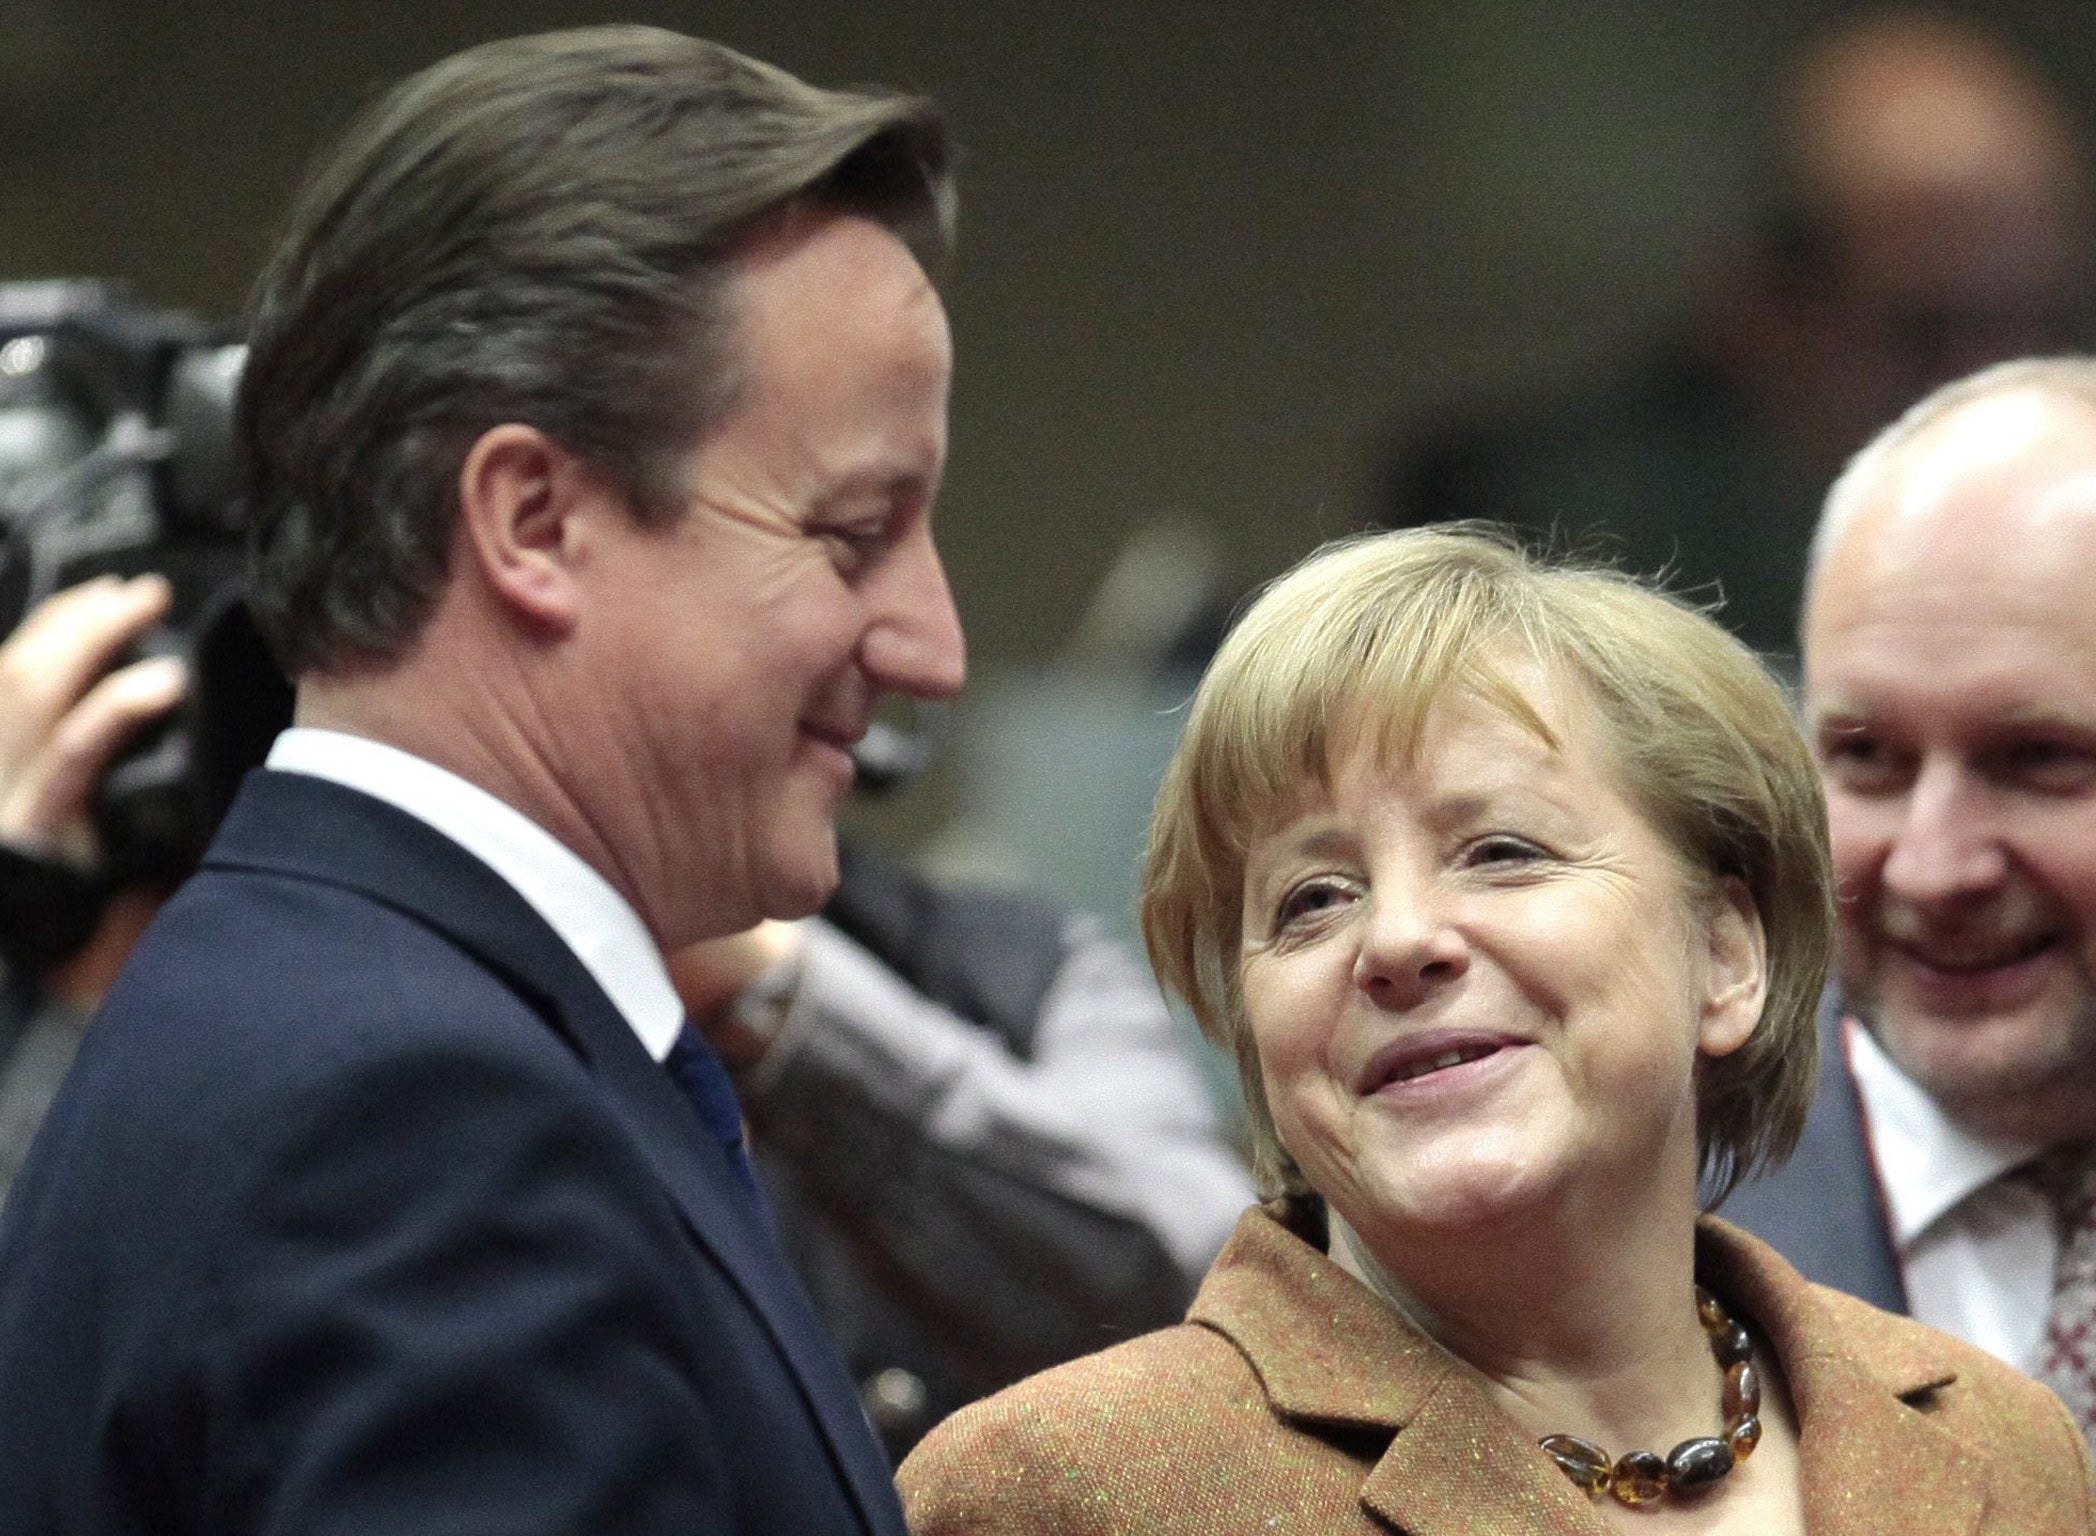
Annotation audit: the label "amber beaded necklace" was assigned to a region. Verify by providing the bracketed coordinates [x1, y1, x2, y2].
[1538, 1287, 1763, 1507]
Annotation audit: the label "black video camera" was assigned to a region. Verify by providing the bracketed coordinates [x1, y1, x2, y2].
[0, 281, 290, 969]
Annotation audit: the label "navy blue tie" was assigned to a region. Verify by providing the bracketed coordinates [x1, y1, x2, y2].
[664, 1024, 769, 1217]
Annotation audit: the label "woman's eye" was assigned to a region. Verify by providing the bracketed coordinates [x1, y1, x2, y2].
[1466, 835, 1542, 867]
[1275, 879, 1351, 928]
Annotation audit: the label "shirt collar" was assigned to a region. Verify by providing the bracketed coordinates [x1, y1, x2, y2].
[265, 727, 685, 1062]
[1844, 1014, 2045, 1247]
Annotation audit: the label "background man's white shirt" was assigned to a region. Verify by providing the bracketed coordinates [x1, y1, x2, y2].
[1847, 1018, 2055, 1370]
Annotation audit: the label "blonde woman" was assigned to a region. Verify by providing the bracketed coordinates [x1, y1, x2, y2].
[901, 528, 2094, 1535]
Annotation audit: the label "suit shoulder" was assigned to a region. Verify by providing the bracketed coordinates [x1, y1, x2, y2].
[23, 866, 615, 1267]
[98, 865, 557, 1083]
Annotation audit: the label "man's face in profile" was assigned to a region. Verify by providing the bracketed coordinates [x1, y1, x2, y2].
[565, 212, 966, 946]
[1805, 388, 2096, 1142]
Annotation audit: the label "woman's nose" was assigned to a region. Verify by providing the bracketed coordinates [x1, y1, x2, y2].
[1350, 884, 1469, 1009]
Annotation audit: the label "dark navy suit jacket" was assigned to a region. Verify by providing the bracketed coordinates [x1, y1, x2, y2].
[0, 769, 907, 1535]
[1721, 999, 1909, 1315]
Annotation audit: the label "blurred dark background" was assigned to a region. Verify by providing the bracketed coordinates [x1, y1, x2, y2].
[5, 0, 2090, 897]
[5, 0, 2086, 670]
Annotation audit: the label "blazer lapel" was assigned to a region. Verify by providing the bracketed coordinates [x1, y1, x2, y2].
[1699, 1217, 1988, 1536]
[1359, 1382, 1617, 1536]
[1193, 1208, 1616, 1536]
[208, 771, 905, 1534]
[1200, 1208, 1993, 1536]
[1783, 1352, 1986, 1536]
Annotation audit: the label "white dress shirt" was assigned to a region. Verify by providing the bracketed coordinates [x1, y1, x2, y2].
[266, 727, 684, 1064]
[1846, 1018, 2056, 1370]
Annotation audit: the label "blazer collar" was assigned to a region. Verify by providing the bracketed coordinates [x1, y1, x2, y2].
[1190, 1206, 1614, 1534]
[1191, 1206, 1988, 1536]
[206, 769, 906, 1535]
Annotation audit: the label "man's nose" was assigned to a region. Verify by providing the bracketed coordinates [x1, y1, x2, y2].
[863, 528, 966, 702]
[1880, 759, 2009, 905]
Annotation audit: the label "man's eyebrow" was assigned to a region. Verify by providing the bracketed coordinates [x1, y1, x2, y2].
[1994, 703, 2096, 734]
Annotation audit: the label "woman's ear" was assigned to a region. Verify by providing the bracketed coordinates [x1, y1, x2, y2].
[1697, 876, 1768, 1060]
[454, 423, 593, 636]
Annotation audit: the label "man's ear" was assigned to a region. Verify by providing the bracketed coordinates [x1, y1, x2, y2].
[454, 424, 593, 636]
[1697, 876, 1768, 1060]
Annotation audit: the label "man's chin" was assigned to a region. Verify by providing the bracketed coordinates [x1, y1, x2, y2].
[1860, 991, 2096, 1136]
[756, 834, 843, 922]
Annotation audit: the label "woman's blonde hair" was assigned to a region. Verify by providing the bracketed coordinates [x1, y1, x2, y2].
[1141, 525, 1831, 1206]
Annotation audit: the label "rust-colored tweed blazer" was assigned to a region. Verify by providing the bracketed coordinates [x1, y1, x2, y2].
[899, 1205, 2096, 1535]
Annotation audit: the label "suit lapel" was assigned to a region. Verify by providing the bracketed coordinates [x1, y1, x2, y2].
[207, 770, 904, 1535]
[564, 983, 908, 1533]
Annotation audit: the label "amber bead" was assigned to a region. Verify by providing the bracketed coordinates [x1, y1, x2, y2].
[1610, 1449, 1669, 1505]
[1540, 1435, 1612, 1498]
[1723, 1359, 1761, 1419]
[1727, 1413, 1762, 1462]
[1542, 1289, 1757, 1507]
[1695, 1287, 1726, 1333]
[1666, 1436, 1735, 1494]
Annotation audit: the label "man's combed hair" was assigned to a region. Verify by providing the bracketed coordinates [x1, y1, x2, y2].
[1142, 526, 1833, 1207]
[239, 25, 955, 677]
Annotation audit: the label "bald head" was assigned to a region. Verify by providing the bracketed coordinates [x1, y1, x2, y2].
[1807, 357, 2096, 599]
[1802, 370, 2096, 1143]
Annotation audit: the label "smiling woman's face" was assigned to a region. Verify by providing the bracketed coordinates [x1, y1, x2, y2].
[1237, 663, 1765, 1249]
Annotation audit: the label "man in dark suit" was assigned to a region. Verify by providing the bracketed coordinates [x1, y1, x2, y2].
[0, 26, 965, 1533]
[1725, 356, 2096, 1442]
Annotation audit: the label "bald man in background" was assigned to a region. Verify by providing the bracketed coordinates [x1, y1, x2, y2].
[1726, 356, 2096, 1445]
[1385, 6, 2091, 666]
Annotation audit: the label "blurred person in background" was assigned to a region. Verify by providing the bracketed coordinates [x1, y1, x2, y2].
[669, 857, 1251, 1459]
[0, 575, 185, 1203]
[1385, 7, 2091, 667]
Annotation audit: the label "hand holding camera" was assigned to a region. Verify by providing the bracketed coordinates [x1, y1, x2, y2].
[0, 574, 186, 865]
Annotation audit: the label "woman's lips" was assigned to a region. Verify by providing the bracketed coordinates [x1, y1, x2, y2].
[1357, 1032, 1528, 1095]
